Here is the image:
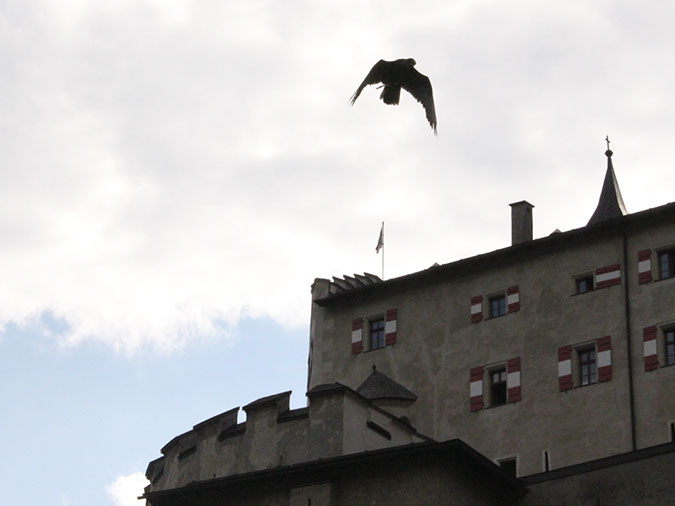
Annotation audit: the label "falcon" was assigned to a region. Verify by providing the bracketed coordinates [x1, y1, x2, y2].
[350, 58, 437, 134]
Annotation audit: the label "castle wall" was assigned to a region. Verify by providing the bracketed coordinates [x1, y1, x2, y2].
[522, 445, 675, 505]
[309, 212, 675, 476]
[626, 220, 675, 450]
[147, 387, 424, 494]
[332, 454, 516, 506]
[146, 440, 524, 506]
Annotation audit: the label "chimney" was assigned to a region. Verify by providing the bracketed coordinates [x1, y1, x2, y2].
[509, 201, 534, 245]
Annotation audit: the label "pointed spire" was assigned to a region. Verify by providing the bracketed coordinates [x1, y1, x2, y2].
[587, 138, 627, 226]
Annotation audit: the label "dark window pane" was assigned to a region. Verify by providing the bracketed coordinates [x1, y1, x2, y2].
[660, 253, 669, 279]
[369, 318, 385, 350]
[579, 349, 597, 386]
[660, 251, 675, 279]
[491, 368, 507, 406]
[576, 275, 594, 294]
[666, 330, 675, 366]
[490, 295, 506, 318]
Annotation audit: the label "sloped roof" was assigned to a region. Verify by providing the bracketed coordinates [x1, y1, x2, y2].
[357, 367, 418, 402]
[587, 149, 627, 225]
[142, 439, 524, 503]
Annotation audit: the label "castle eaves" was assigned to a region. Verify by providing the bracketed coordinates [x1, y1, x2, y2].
[314, 201, 675, 307]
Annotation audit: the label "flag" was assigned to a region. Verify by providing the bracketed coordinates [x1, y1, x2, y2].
[375, 222, 384, 253]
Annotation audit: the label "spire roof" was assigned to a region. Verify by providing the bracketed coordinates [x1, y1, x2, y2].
[587, 146, 627, 226]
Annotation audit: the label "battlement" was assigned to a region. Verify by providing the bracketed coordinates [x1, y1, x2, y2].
[145, 383, 429, 494]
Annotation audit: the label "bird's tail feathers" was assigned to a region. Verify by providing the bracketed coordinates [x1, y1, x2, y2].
[380, 86, 401, 105]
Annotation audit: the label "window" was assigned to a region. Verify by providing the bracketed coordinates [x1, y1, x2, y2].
[666, 329, 675, 366]
[472, 287, 519, 323]
[560, 339, 611, 390]
[470, 357, 520, 411]
[659, 249, 675, 279]
[575, 274, 594, 294]
[369, 318, 385, 350]
[499, 458, 517, 477]
[489, 295, 506, 318]
[490, 368, 507, 406]
[578, 347, 597, 386]
[643, 325, 675, 370]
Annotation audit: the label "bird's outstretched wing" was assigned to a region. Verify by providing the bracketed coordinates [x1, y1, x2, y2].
[402, 67, 437, 134]
[349, 60, 387, 105]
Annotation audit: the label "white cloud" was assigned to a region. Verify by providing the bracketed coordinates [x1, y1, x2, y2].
[106, 472, 149, 506]
[1, 1, 674, 353]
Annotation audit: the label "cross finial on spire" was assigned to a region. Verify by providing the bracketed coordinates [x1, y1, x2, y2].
[589, 136, 626, 225]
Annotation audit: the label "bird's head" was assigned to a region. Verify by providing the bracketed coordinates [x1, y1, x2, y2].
[406, 58, 417, 66]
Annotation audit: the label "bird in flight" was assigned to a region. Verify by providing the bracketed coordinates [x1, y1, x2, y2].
[350, 58, 437, 134]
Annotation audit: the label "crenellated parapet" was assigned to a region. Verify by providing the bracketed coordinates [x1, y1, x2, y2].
[145, 383, 429, 495]
[311, 272, 383, 302]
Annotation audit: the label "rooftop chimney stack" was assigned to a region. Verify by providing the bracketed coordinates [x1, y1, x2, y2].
[509, 201, 534, 245]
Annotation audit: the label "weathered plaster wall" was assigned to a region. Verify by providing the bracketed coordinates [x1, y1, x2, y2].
[522, 448, 675, 505]
[309, 215, 675, 476]
[147, 387, 424, 494]
[626, 221, 675, 450]
[146, 443, 522, 506]
[331, 451, 518, 506]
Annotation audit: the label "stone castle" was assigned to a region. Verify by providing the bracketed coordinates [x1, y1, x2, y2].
[143, 149, 675, 505]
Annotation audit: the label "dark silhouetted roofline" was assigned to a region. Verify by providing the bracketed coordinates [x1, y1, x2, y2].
[521, 441, 675, 484]
[315, 201, 675, 307]
[142, 439, 524, 501]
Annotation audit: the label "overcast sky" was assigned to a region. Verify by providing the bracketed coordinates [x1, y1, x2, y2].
[2, 1, 675, 504]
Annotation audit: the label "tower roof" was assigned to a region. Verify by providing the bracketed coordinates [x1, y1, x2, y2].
[587, 148, 627, 226]
[356, 366, 417, 402]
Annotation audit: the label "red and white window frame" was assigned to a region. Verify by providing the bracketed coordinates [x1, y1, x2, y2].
[351, 308, 398, 355]
[558, 336, 612, 391]
[470, 285, 520, 323]
[643, 323, 675, 370]
[469, 357, 521, 412]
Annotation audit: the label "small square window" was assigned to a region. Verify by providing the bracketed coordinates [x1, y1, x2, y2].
[659, 250, 675, 280]
[575, 274, 594, 294]
[490, 368, 507, 406]
[578, 347, 597, 386]
[499, 458, 517, 477]
[369, 318, 385, 350]
[489, 295, 506, 318]
[665, 329, 675, 366]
